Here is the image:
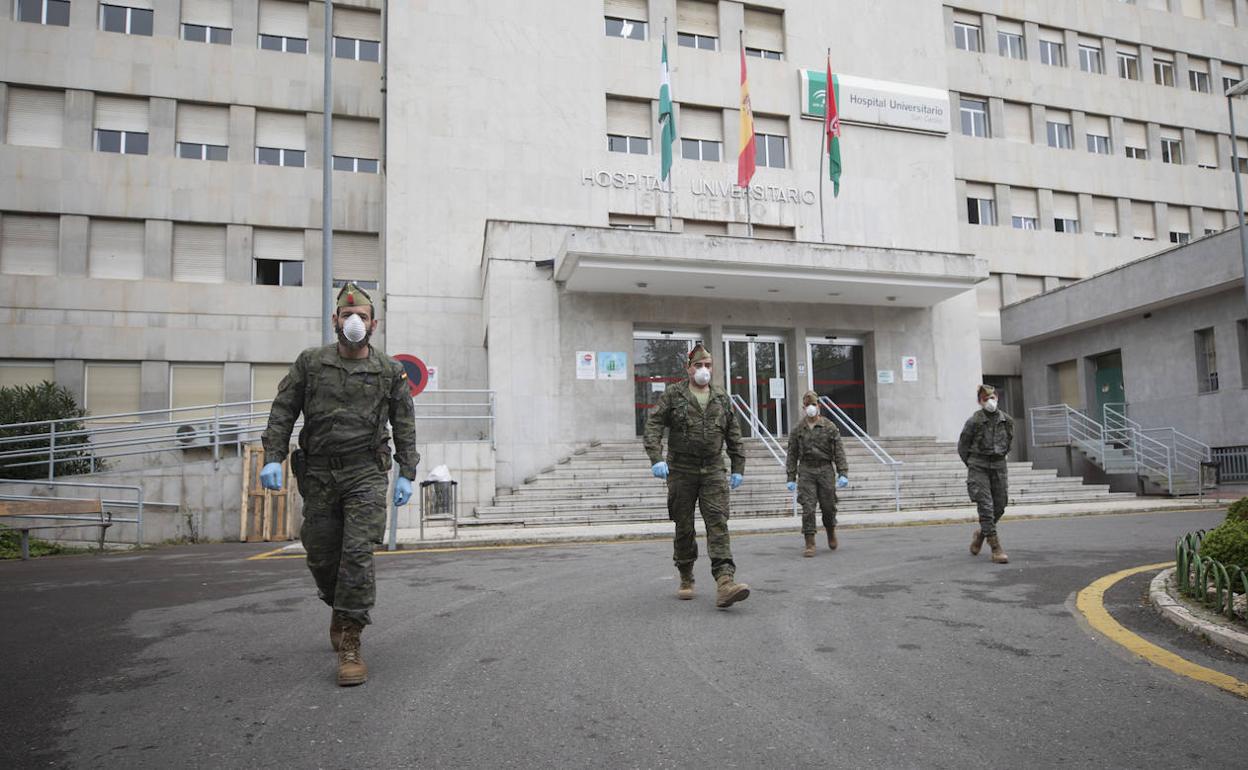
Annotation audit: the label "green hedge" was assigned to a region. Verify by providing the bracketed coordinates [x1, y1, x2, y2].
[1227, 496, 1248, 524]
[1200, 518, 1248, 577]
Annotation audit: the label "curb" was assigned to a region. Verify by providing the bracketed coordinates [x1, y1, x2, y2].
[1149, 568, 1248, 659]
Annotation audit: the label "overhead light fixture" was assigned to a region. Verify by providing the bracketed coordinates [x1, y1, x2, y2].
[886, 296, 897, 302]
[636, 282, 648, 288]
[767, 288, 780, 293]
[703, 285, 716, 290]
[827, 292, 840, 297]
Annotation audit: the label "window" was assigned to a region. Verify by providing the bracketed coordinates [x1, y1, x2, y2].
[1046, 118, 1073, 149]
[1131, 200, 1156, 240]
[258, 0, 308, 53]
[953, 22, 982, 52]
[743, 7, 784, 60]
[1125, 145, 1148, 160]
[1160, 136, 1183, 164]
[1053, 192, 1079, 234]
[1117, 52, 1140, 80]
[745, 48, 782, 60]
[0, 213, 59, 276]
[1093, 197, 1119, 237]
[604, 0, 647, 39]
[1078, 45, 1103, 73]
[1153, 58, 1174, 87]
[1012, 216, 1038, 230]
[1038, 39, 1065, 67]
[604, 16, 646, 40]
[5, 88, 64, 148]
[607, 134, 649, 154]
[333, 8, 381, 61]
[176, 103, 229, 162]
[959, 97, 989, 138]
[1226, 77, 1243, 95]
[1195, 132, 1218, 169]
[0, 361, 55, 389]
[1010, 188, 1038, 230]
[606, 97, 650, 155]
[332, 117, 380, 173]
[680, 106, 722, 162]
[1054, 218, 1080, 233]
[94, 96, 149, 156]
[170, 364, 224, 419]
[676, 0, 718, 50]
[753, 116, 788, 169]
[181, 0, 233, 43]
[88, 218, 144, 280]
[1123, 120, 1147, 160]
[1087, 134, 1111, 154]
[998, 31, 1025, 60]
[255, 111, 306, 167]
[1169, 231, 1190, 244]
[179, 142, 227, 161]
[1003, 101, 1031, 143]
[332, 232, 380, 289]
[182, 23, 231, 43]
[15, 0, 70, 26]
[172, 223, 226, 284]
[253, 228, 305, 286]
[100, 3, 154, 36]
[1168, 207, 1191, 244]
[85, 364, 141, 421]
[1190, 70, 1211, 94]
[966, 185, 996, 226]
[1195, 328, 1218, 393]
[681, 138, 720, 162]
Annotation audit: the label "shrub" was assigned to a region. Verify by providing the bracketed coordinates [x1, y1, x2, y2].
[1199, 519, 1248, 586]
[1227, 497, 1248, 524]
[0, 381, 97, 479]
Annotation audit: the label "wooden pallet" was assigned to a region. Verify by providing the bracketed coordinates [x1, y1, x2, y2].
[239, 444, 296, 542]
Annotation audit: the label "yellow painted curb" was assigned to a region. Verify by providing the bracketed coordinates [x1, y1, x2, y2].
[1075, 561, 1248, 700]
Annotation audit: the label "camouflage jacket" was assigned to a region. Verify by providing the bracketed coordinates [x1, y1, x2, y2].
[784, 416, 849, 482]
[958, 409, 1014, 467]
[261, 344, 420, 480]
[643, 380, 745, 475]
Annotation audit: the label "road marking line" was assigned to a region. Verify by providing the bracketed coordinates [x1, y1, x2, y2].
[1076, 561, 1248, 700]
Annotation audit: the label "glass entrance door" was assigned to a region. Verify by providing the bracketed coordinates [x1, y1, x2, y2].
[634, 332, 701, 435]
[724, 336, 788, 437]
[808, 339, 866, 428]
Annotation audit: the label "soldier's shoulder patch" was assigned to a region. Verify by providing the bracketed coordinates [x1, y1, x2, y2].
[400, 371, 408, 380]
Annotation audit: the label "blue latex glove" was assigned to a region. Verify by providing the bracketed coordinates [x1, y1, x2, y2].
[837, 475, 849, 489]
[651, 461, 669, 479]
[259, 462, 283, 490]
[786, 481, 797, 492]
[730, 473, 743, 490]
[393, 477, 413, 506]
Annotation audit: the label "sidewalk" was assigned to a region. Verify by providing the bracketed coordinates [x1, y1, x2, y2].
[278, 496, 1220, 554]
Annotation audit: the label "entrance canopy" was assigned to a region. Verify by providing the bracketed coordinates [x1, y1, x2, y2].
[554, 227, 986, 307]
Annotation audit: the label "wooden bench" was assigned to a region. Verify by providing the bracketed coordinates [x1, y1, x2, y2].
[0, 499, 111, 560]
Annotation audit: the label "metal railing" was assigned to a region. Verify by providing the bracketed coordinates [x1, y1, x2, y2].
[729, 394, 796, 517]
[818, 396, 902, 512]
[1175, 530, 1247, 624]
[1030, 403, 1104, 459]
[1102, 403, 1176, 493]
[0, 479, 153, 545]
[1212, 446, 1248, 482]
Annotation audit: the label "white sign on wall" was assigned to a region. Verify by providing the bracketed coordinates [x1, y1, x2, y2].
[425, 365, 439, 391]
[877, 370, 895, 384]
[901, 356, 918, 382]
[769, 378, 786, 400]
[576, 351, 596, 380]
[799, 70, 951, 135]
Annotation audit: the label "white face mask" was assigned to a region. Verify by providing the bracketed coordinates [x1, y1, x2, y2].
[692, 368, 712, 386]
[805, 404, 818, 418]
[983, 397, 998, 414]
[342, 313, 367, 343]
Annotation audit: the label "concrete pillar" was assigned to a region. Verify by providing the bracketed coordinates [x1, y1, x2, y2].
[1030, 104, 1046, 147]
[1140, 45, 1155, 84]
[1210, 59, 1224, 90]
[942, 6, 956, 48]
[1216, 133, 1233, 169]
[225, 224, 252, 284]
[0, 83, 8, 144]
[1146, 122, 1162, 161]
[787, 325, 808, 406]
[1174, 51, 1191, 91]
[1115, 198, 1132, 238]
[1181, 127, 1197, 166]
[981, 14, 998, 54]
[955, 179, 969, 223]
[707, 321, 724, 391]
[69, 0, 95, 28]
[1022, 21, 1039, 64]
[58, 215, 88, 277]
[232, 0, 258, 46]
[1154, 201, 1169, 242]
[153, 0, 179, 38]
[1071, 110, 1087, 150]
[140, 360, 171, 418]
[307, 113, 323, 169]
[1109, 115, 1125, 157]
[1062, 29, 1079, 69]
[308, 0, 326, 56]
[145, 220, 172, 280]
[987, 97, 1005, 139]
[1037, 189, 1055, 231]
[1202, 0, 1218, 20]
[994, 183, 1011, 225]
[223, 362, 251, 404]
[1190, 205, 1206, 236]
[1237, 0, 1248, 27]
[1101, 37, 1118, 74]
[303, 228, 323, 287]
[229, 105, 255, 164]
[64, 90, 94, 151]
[54, 360, 86, 408]
[1042, 276, 1060, 292]
[1000, 273, 1020, 305]
[1077, 193, 1095, 233]
[149, 97, 177, 158]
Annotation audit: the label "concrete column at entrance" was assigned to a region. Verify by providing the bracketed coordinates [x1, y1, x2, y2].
[54, 360, 85, 409]
[708, 322, 724, 388]
[140, 361, 170, 420]
[787, 327, 808, 418]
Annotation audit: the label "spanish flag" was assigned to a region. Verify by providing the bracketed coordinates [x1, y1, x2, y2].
[737, 42, 756, 189]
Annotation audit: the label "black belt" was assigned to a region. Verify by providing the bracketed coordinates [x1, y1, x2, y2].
[801, 459, 833, 467]
[671, 452, 723, 468]
[303, 453, 378, 471]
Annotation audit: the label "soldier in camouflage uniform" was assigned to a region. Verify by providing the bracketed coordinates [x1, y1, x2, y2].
[260, 282, 420, 685]
[643, 344, 750, 608]
[958, 384, 1013, 564]
[785, 390, 849, 557]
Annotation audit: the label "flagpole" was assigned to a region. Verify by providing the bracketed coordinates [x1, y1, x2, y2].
[819, 48, 829, 243]
[740, 30, 753, 237]
[665, 17, 674, 232]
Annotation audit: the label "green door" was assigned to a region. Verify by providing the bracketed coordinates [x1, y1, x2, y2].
[1094, 362, 1124, 421]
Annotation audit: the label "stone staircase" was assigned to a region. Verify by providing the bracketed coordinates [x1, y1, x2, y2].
[470, 437, 1131, 527]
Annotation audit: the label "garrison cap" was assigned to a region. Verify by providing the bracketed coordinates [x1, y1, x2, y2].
[336, 282, 374, 310]
[977, 384, 997, 401]
[687, 344, 712, 365]
[802, 390, 821, 405]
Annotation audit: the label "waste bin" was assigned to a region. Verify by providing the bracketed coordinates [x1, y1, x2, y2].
[420, 479, 458, 520]
[1200, 461, 1220, 490]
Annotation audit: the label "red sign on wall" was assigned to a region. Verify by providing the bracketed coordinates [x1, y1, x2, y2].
[393, 354, 430, 397]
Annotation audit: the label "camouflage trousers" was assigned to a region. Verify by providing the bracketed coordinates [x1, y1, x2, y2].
[667, 469, 735, 579]
[298, 466, 388, 626]
[967, 464, 1008, 537]
[797, 464, 838, 535]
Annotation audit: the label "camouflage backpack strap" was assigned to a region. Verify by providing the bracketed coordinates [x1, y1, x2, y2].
[372, 355, 400, 448]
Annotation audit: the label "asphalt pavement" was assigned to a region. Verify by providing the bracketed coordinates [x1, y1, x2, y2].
[2, 508, 1246, 769]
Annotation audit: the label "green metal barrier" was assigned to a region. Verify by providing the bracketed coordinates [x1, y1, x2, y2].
[1174, 531, 1245, 623]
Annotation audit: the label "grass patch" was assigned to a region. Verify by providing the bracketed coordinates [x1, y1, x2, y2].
[0, 525, 91, 560]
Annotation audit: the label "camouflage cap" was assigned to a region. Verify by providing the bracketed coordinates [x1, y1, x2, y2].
[336, 282, 373, 310]
[802, 390, 821, 405]
[688, 344, 712, 365]
[977, 384, 997, 401]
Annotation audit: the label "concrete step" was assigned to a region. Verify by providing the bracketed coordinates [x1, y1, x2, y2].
[497, 481, 1098, 504]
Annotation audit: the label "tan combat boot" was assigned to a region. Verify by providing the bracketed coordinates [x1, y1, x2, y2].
[715, 574, 750, 608]
[677, 568, 695, 600]
[803, 534, 816, 558]
[970, 529, 985, 556]
[987, 535, 1009, 564]
[827, 527, 838, 551]
[330, 612, 346, 652]
[336, 624, 368, 687]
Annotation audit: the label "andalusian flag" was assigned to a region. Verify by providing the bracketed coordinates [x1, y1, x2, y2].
[737, 43, 756, 188]
[659, 37, 675, 181]
[825, 54, 842, 197]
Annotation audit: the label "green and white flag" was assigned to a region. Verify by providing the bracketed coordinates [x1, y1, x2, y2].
[659, 37, 675, 182]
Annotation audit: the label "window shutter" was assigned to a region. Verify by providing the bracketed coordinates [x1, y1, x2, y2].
[743, 8, 783, 52]
[1116, 43, 1139, 57]
[1046, 108, 1071, 125]
[1152, 51, 1173, 64]
[680, 107, 722, 140]
[251, 364, 290, 403]
[975, 274, 1001, 313]
[171, 365, 224, 417]
[1086, 115, 1109, 136]
[1168, 206, 1190, 234]
[1239, 137, 1248, 159]
[1180, 0, 1204, 18]
[754, 115, 788, 136]
[1038, 27, 1063, 43]
[6, 88, 64, 148]
[1003, 102, 1031, 142]
[965, 182, 994, 199]
[113, 0, 154, 9]
[332, 117, 380, 159]
[176, 104, 229, 146]
[1010, 188, 1038, 219]
[1188, 57, 1209, 75]
[952, 10, 980, 25]
[258, 0, 309, 38]
[182, 0, 232, 28]
[1077, 35, 1100, 48]
[85, 364, 141, 420]
[676, 0, 718, 36]
[95, 96, 149, 133]
[1094, 197, 1118, 233]
[172, 224, 226, 283]
[1016, 275, 1044, 300]
[333, 8, 379, 40]
[0, 363, 54, 389]
[88, 219, 145, 279]
[253, 228, 305, 261]
[604, 0, 647, 22]
[1159, 125, 1181, 142]
[606, 98, 651, 137]
[1123, 121, 1147, 147]
[1052, 193, 1078, 221]
[996, 18, 1023, 35]
[1132, 201, 1155, 239]
[255, 111, 306, 150]
[1205, 209, 1226, 232]
[1216, 0, 1236, 26]
[1, 214, 59, 276]
[333, 233, 380, 283]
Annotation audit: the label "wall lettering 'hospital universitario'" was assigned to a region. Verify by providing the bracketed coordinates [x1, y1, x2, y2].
[2, 0, 1247, 519]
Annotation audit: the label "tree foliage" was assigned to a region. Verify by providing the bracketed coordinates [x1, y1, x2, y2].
[0, 381, 97, 479]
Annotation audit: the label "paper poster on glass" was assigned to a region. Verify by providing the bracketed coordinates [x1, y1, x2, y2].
[598, 352, 627, 380]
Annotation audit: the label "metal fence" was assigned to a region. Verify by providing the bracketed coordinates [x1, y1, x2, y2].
[1212, 446, 1248, 482]
[1175, 530, 1247, 624]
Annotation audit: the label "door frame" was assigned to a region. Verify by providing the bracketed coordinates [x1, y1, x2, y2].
[723, 333, 788, 436]
[804, 337, 865, 393]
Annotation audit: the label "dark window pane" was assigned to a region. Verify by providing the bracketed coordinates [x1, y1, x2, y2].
[769, 136, 785, 168]
[629, 22, 645, 40]
[282, 261, 304, 287]
[259, 35, 282, 51]
[287, 37, 307, 54]
[102, 5, 128, 33]
[681, 138, 700, 160]
[183, 23, 207, 42]
[967, 199, 978, 224]
[630, 137, 649, 155]
[257, 147, 281, 165]
[677, 33, 696, 48]
[285, 149, 305, 167]
[608, 135, 628, 153]
[96, 130, 122, 153]
[703, 141, 719, 162]
[210, 28, 232, 45]
[358, 158, 379, 173]
[359, 40, 380, 61]
[206, 145, 228, 161]
[334, 36, 355, 59]
[130, 8, 154, 36]
[333, 155, 355, 171]
[755, 136, 766, 165]
[178, 142, 202, 159]
[17, 0, 42, 23]
[605, 18, 623, 36]
[125, 132, 148, 155]
[698, 36, 716, 51]
[47, 0, 70, 25]
[255, 259, 280, 285]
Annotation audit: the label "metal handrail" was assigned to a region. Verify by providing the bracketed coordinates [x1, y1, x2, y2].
[817, 396, 901, 512]
[729, 394, 786, 467]
[1106, 402, 1211, 495]
[0, 479, 147, 545]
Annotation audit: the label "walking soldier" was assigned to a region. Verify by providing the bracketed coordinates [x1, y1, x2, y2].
[785, 390, 849, 557]
[958, 384, 1013, 564]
